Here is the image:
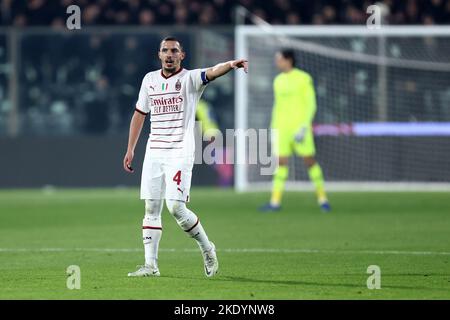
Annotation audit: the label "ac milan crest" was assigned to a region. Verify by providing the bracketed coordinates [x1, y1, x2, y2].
[175, 79, 182, 91]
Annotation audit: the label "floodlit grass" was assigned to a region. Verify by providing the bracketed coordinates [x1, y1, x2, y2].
[0, 188, 449, 299]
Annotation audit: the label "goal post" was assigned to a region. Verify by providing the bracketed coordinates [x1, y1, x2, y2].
[235, 26, 450, 192]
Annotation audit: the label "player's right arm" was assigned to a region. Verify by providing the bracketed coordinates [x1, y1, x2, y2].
[123, 111, 146, 173]
[123, 74, 150, 173]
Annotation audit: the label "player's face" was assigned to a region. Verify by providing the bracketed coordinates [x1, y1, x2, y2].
[275, 52, 291, 72]
[158, 41, 185, 73]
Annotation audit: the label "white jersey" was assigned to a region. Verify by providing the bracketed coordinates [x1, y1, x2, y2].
[135, 68, 209, 159]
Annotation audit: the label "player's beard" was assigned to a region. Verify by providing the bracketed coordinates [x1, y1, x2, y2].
[163, 61, 179, 74]
[164, 66, 177, 73]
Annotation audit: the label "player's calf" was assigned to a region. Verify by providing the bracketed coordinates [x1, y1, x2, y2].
[166, 200, 219, 277]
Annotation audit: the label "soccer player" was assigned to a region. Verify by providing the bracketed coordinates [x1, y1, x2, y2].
[259, 49, 330, 213]
[123, 37, 248, 277]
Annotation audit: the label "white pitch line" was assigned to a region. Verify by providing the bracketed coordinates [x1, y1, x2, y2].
[0, 248, 450, 256]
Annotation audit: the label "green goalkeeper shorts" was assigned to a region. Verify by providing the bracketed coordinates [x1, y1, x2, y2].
[272, 127, 316, 158]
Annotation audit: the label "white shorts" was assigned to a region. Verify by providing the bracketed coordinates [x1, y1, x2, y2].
[140, 155, 194, 202]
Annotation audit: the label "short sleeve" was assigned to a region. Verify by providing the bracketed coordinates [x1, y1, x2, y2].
[135, 75, 150, 115]
[190, 69, 209, 92]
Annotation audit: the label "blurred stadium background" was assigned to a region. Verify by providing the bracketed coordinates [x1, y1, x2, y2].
[0, 0, 449, 189]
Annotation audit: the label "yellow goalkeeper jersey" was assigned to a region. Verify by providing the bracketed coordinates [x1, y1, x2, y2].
[271, 68, 317, 131]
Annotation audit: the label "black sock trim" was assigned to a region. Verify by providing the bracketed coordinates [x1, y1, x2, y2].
[184, 219, 199, 233]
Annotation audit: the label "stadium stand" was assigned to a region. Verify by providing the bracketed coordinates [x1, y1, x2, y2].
[0, 0, 449, 27]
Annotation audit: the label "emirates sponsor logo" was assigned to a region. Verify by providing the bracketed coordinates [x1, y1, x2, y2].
[151, 96, 183, 106]
[151, 95, 183, 114]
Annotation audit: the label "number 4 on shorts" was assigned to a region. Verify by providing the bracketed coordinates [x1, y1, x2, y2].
[173, 170, 181, 185]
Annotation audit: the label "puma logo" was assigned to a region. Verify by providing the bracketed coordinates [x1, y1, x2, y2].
[149, 85, 155, 91]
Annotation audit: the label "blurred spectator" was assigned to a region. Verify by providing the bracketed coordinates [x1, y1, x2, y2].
[286, 12, 301, 25]
[82, 4, 101, 25]
[156, 2, 174, 24]
[199, 3, 218, 25]
[322, 5, 337, 24]
[139, 9, 155, 25]
[174, 4, 190, 25]
[404, 0, 421, 24]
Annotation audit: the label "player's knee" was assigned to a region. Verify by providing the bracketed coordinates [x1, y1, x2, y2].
[166, 200, 197, 230]
[145, 199, 162, 216]
[143, 200, 162, 230]
[303, 156, 316, 168]
[278, 157, 289, 166]
[166, 200, 185, 218]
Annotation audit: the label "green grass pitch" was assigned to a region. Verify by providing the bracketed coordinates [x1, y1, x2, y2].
[0, 188, 449, 299]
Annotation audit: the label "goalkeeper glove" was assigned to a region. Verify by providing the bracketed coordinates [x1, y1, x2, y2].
[294, 127, 307, 143]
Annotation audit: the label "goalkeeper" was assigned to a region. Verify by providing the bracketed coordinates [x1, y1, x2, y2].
[260, 49, 331, 212]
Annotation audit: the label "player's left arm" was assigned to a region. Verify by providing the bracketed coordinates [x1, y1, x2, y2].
[294, 76, 317, 143]
[303, 76, 317, 124]
[205, 59, 248, 82]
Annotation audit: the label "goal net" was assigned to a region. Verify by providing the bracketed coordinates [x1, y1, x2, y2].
[235, 26, 450, 191]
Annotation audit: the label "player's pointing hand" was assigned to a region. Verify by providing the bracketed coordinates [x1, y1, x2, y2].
[231, 59, 248, 73]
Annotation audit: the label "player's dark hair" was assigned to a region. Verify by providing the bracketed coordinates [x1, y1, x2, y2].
[279, 49, 296, 67]
[160, 36, 184, 51]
